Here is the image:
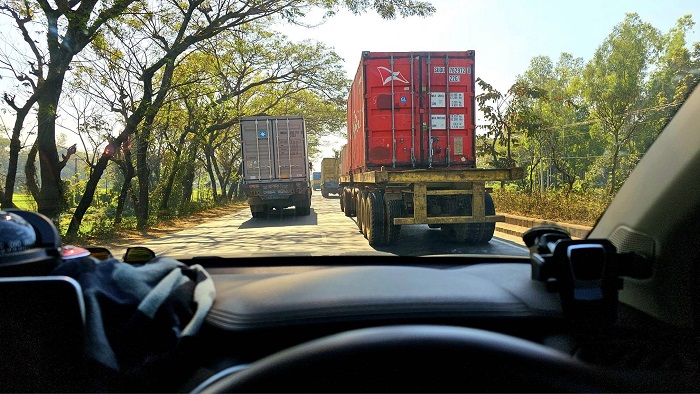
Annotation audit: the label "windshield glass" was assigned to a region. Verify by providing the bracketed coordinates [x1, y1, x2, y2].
[1, 0, 698, 258]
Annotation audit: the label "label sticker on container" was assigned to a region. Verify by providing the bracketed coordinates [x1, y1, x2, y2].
[454, 137, 464, 155]
[434, 66, 445, 73]
[449, 67, 467, 74]
[258, 130, 268, 139]
[450, 114, 465, 129]
[400, 96, 407, 103]
[448, 75, 461, 83]
[450, 92, 464, 107]
[431, 115, 446, 129]
[431, 92, 445, 108]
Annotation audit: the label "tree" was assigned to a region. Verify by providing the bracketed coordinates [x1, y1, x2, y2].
[518, 53, 593, 192]
[0, 4, 43, 208]
[475, 78, 547, 169]
[2, 0, 139, 220]
[583, 13, 661, 195]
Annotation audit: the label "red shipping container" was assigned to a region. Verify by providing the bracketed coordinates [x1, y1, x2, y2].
[344, 51, 476, 175]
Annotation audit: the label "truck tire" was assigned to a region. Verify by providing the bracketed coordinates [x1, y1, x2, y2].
[356, 190, 364, 232]
[251, 206, 267, 219]
[463, 193, 496, 244]
[340, 188, 346, 212]
[361, 192, 370, 238]
[366, 191, 385, 246]
[295, 194, 311, 216]
[344, 188, 355, 217]
[442, 193, 496, 244]
[384, 199, 403, 245]
[321, 187, 329, 198]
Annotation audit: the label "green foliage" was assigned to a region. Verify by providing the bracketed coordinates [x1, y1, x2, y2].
[476, 77, 548, 168]
[483, 13, 700, 198]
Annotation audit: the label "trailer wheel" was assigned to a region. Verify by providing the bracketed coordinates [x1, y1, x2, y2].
[295, 195, 311, 216]
[366, 191, 386, 246]
[463, 192, 496, 244]
[343, 188, 354, 217]
[443, 193, 496, 244]
[321, 187, 329, 198]
[356, 190, 364, 232]
[251, 205, 268, 219]
[339, 188, 345, 212]
[361, 192, 370, 238]
[343, 188, 355, 217]
[384, 199, 403, 245]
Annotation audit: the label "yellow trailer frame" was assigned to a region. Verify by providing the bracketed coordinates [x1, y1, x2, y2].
[340, 168, 523, 226]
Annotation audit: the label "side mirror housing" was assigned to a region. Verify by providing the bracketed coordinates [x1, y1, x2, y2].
[123, 247, 156, 264]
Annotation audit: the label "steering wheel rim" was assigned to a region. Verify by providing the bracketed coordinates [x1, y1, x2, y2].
[197, 325, 627, 392]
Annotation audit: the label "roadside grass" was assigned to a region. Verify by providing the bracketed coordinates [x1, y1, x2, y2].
[491, 189, 613, 227]
[60, 201, 248, 249]
[12, 194, 36, 211]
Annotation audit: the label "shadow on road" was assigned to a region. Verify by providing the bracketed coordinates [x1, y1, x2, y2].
[319, 195, 341, 200]
[348, 218, 528, 256]
[238, 208, 318, 229]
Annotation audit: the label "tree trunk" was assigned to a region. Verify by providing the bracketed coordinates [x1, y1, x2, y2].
[114, 150, 135, 225]
[180, 140, 199, 211]
[204, 150, 218, 202]
[134, 61, 177, 229]
[66, 129, 133, 239]
[114, 175, 132, 225]
[25, 143, 40, 202]
[135, 128, 150, 230]
[609, 146, 620, 196]
[159, 131, 188, 213]
[66, 155, 109, 240]
[2, 96, 37, 208]
[36, 72, 67, 221]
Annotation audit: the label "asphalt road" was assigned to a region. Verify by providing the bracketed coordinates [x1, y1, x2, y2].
[130, 194, 529, 258]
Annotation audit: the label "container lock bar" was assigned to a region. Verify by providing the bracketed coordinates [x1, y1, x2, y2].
[410, 54, 416, 167]
[390, 55, 397, 168]
[445, 54, 451, 167]
[427, 54, 433, 168]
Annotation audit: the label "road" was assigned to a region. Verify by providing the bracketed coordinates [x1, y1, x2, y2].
[128, 194, 529, 258]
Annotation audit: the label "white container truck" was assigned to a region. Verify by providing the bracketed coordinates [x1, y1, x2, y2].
[240, 116, 311, 217]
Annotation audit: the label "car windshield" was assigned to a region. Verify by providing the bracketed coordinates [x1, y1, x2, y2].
[0, 0, 699, 259]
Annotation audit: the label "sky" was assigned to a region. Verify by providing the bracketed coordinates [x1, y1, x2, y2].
[273, 0, 700, 170]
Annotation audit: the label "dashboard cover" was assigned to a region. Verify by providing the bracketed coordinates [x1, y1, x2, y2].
[206, 263, 562, 330]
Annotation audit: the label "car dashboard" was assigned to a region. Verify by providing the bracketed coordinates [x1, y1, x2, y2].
[163, 255, 696, 392]
[2, 247, 699, 392]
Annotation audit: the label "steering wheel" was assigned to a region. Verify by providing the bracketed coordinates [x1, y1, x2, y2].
[197, 325, 627, 392]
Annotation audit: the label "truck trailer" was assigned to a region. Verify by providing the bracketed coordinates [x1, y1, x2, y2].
[320, 157, 341, 198]
[339, 51, 523, 246]
[240, 115, 312, 217]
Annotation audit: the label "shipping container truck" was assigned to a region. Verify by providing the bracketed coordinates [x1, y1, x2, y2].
[312, 172, 322, 191]
[339, 51, 523, 246]
[320, 157, 341, 198]
[241, 115, 312, 217]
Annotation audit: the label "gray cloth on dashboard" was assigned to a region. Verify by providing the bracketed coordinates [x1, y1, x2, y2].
[52, 256, 215, 371]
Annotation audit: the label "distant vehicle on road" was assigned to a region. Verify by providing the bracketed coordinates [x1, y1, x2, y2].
[312, 172, 321, 191]
[240, 115, 312, 217]
[321, 158, 340, 198]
